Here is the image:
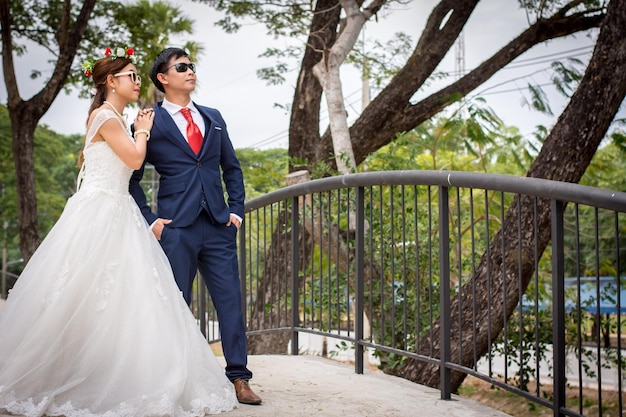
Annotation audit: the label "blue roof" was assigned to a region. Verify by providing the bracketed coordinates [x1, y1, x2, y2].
[522, 277, 625, 315]
[564, 276, 625, 315]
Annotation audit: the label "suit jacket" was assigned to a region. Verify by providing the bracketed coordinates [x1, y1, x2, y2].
[130, 102, 245, 228]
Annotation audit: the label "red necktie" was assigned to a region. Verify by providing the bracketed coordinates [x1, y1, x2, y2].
[180, 107, 203, 154]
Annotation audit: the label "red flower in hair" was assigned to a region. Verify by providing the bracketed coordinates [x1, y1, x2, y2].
[83, 46, 139, 78]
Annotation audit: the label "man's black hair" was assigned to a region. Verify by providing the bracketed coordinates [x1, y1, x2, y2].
[150, 47, 189, 93]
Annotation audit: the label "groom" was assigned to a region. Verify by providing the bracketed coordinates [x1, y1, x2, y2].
[129, 47, 261, 405]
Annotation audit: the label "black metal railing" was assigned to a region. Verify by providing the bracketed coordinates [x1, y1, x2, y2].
[194, 170, 625, 417]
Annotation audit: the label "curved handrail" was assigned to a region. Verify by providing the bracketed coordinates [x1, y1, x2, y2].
[245, 170, 626, 212]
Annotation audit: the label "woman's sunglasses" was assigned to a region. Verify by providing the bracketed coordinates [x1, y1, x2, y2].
[114, 71, 141, 84]
[163, 62, 197, 74]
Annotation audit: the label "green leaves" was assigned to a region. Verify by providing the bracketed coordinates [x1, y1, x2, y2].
[0, 104, 79, 267]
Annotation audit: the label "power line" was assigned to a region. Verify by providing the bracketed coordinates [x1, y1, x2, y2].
[450, 45, 594, 79]
[508, 45, 593, 65]
[247, 45, 595, 149]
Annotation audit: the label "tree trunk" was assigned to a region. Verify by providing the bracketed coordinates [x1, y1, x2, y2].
[396, 0, 626, 392]
[9, 106, 39, 262]
[312, 0, 386, 174]
[288, 0, 341, 173]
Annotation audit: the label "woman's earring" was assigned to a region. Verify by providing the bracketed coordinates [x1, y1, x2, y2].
[112, 88, 116, 94]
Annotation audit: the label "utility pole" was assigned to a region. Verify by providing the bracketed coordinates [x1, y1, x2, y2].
[455, 31, 466, 116]
[455, 31, 465, 81]
[361, 26, 370, 111]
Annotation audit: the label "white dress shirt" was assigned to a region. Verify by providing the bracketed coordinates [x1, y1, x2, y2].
[161, 98, 206, 141]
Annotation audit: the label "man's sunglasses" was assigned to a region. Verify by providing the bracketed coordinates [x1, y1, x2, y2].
[114, 71, 141, 84]
[164, 62, 197, 74]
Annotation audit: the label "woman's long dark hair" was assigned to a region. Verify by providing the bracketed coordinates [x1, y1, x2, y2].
[77, 56, 133, 167]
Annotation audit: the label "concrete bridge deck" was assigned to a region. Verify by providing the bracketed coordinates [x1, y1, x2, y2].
[218, 354, 510, 416]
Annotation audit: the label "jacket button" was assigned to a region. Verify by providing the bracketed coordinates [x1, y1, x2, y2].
[197, 162, 202, 167]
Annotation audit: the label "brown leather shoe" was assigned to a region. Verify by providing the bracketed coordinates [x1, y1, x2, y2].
[233, 379, 262, 405]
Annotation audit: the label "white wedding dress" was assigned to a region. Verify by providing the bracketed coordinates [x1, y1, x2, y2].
[0, 110, 238, 417]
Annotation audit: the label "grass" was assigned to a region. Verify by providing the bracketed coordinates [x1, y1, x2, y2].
[458, 376, 623, 417]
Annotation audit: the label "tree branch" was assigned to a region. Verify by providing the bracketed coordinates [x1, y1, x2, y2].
[347, 3, 605, 165]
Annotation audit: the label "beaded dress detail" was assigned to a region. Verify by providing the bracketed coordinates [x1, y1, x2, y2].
[0, 109, 238, 417]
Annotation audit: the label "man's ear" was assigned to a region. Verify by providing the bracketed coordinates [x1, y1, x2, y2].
[157, 72, 168, 88]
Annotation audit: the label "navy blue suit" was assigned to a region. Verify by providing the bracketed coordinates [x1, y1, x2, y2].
[130, 102, 251, 382]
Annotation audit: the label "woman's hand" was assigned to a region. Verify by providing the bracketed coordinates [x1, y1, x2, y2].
[134, 108, 154, 131]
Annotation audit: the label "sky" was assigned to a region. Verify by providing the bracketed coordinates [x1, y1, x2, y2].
[1, 0, 620, 150]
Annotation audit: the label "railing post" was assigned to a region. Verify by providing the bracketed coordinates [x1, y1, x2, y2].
[1, 246, 6, 299]
[239, 220, 247, 324]
[439, 186, 452, 399]
[551, 199, 566, 417]
[355, 186, 365, 374]
[285, 170, 310, 356]
[290, 196, 300, 355]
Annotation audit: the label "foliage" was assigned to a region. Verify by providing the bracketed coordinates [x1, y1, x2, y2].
[288, 156, 335, 180]
[346, 32, 414, 91]
[12, 0, 129, 89]
[236, 147, 288, 199]
[0, 105, 20, 268]
[4, 0, 195, 102]
[209, 0, 312, 38]
[518, 0, 606, 20]
[363, 100, 532, 174]
[491, 307, 554, 391]
[0, 104, 80, 274]
[565, 133, 626, 278]
[207, 0, 413, 90]
[6, 0, 199, 102]
[580, 132, 626, 191]
[302, 243, 352, 332]
[362, 183, 442, 371]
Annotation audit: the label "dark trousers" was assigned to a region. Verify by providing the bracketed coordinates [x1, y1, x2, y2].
[159, 210, 252, 382]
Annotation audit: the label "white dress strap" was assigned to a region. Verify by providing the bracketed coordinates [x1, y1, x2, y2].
[76, 161, 86, 193]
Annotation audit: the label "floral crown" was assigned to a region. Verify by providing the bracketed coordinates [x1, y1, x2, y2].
[82, 47, 138, 77]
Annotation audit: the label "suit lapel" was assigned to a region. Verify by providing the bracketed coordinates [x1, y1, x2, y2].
[195, 105, 218, 157]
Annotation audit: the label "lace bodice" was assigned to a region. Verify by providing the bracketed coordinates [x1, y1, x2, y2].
[77, 109, 134, 195]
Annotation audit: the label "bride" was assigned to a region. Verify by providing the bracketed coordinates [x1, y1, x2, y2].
[0, 47, 238, 417]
